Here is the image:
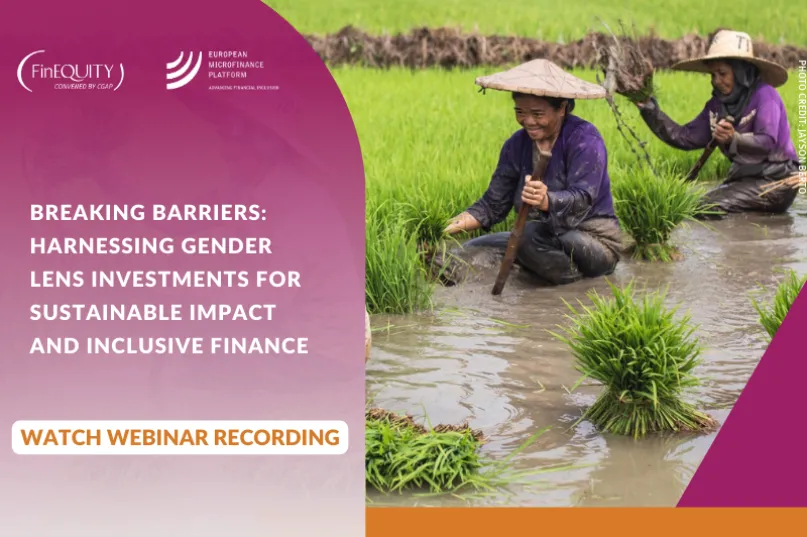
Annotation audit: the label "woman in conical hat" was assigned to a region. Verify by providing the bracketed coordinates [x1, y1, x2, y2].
[443, 59, 625, 286]
[635, 29, 800, 217]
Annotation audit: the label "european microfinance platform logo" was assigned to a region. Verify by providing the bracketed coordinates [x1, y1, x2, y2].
[166, 49, 280, 92]
[166, 51, 203, 90]
[17, 50, 124, 92]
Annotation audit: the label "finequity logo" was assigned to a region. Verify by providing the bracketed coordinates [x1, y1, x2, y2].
[166, 51, 203, 90]
[17, 50, 124, 92]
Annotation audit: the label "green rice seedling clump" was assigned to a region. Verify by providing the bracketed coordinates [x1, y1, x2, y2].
[553, 280, 717, 439]
[610, 164, 711, 261]
[365, 204, 434, 314]
[366, 411, 485, 494]
[365, 408, 559, 496]
[752, 269, 807, 341]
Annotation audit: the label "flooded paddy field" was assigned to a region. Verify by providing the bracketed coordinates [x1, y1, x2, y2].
[366, 194, 807, 507]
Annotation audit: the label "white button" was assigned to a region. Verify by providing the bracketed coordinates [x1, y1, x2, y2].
[11, 420, 348, 455]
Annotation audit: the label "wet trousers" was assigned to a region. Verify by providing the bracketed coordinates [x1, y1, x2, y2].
[697, 175, 799, 220]
[461, 219, 620, 286]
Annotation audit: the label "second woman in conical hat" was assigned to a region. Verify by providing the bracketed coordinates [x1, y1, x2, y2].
[443, 59, 624, 286]
[634, 29, 800, 217]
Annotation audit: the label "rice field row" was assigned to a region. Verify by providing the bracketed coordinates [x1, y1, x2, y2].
[268, 0, 807, 46]
[327, 66, 806, 314]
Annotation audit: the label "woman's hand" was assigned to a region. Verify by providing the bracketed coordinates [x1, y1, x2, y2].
[521, 175, 548, 211]
[443, 211, 481, 235]
[713, 119, 735, 144]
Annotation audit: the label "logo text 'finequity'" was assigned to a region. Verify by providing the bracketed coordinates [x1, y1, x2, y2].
[167, 52, 203, 90]
[17, 50, 124, 92]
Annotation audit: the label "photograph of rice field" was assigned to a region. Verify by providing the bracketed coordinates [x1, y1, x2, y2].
[269, 0, 807, 507]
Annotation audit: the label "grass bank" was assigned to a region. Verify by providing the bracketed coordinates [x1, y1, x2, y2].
[300, 26, 807, 71]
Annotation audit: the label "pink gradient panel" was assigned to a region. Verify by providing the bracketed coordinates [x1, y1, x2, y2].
[0, 1, 366, 535]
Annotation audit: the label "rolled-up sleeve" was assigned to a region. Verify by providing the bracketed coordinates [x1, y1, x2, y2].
[544, 127, 607, 230]
[639, 97, 713, 151]
[466, 138, 520, 230]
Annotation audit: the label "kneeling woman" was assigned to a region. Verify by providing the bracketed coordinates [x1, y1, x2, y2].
[444, 60, 624, 286]
[635, 29, 799, 217]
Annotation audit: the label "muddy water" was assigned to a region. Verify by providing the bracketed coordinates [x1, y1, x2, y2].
[366, 194, 807, 507]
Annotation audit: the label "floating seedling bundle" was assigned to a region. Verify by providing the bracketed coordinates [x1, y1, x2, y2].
[365, 408, 488, 495]
[365, 408, 559, 496]
[553, 281, 718, 439]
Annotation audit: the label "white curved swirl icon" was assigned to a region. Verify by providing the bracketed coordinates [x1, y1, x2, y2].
[166, 51, 203, 90]
[17, 50, 45, 92]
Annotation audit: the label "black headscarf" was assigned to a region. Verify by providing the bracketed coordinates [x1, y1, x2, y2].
[712, 59, 761, 119]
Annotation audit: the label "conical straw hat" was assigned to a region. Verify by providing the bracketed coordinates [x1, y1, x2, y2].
[475, 59, 606, 99]
[671, 30, 788, 87]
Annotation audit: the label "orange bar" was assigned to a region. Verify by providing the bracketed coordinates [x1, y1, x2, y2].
[367, 507, 807, 535]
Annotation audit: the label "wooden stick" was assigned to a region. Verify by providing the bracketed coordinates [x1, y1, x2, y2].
[491, 148, 552, 296]
[685, 115, 734, 182]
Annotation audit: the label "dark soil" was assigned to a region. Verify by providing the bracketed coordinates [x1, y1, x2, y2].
[304, 26, 807, 71]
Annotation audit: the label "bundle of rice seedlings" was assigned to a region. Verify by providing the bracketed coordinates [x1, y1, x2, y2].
[595, 21, 656, 104]
[592, 20, 660, 177]
[365, 408, 557, 496]
[552, 280, 718, 440]
[752, 269, 807, 341]
[611, 166, 711, 261]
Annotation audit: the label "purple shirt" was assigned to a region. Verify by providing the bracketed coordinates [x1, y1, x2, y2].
[639, 82, 798, 177]
[466, 114, 617, 233]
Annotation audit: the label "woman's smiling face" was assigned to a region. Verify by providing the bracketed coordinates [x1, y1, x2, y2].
[513, 94, 566, 142]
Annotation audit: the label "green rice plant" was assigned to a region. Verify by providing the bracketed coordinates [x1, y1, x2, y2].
[610, 164, 712, 261]
[752, 269, 807, 341]
[551, 280, 717, 439]
[269, 0, 807, 47]
[365, 408, 571, 497]
[365, 203, 434, 314]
